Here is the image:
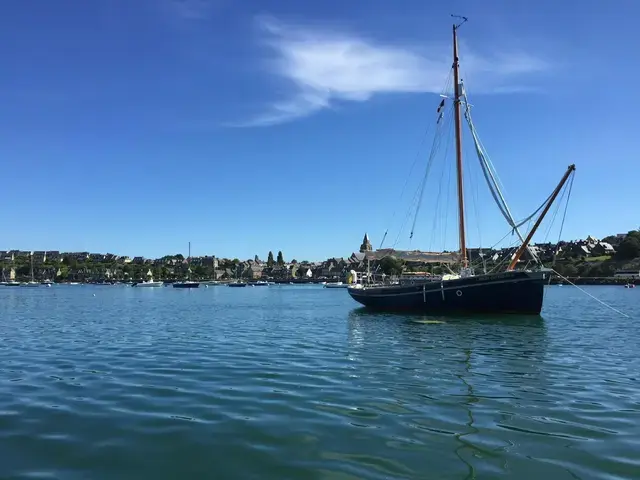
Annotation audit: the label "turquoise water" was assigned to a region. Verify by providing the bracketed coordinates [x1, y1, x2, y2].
[0, 285, 639, 479]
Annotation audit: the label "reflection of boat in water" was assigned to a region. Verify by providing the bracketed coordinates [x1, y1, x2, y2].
[347, 18, 575, 316]
[347, 307, 547, 369]
[346, 306, 549, 475]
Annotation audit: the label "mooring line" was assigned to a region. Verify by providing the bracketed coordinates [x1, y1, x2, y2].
[552, 269, 630, 318]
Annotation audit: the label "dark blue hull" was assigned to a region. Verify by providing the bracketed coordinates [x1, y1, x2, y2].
[173, 282, 200, 289]
[347, 270, 548, 315]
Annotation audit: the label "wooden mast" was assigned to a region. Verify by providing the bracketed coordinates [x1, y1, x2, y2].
[507, 164, 576, 271]
[452, 20, 467, 268]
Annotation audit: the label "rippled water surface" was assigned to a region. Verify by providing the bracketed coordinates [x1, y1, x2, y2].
[1, 285, 639, 479]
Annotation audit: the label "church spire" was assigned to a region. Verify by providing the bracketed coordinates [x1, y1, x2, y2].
[359, 233, 372, 253]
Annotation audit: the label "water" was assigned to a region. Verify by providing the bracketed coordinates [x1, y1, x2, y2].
[0, 285, 639, 479]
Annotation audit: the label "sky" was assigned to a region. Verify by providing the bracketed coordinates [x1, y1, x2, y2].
[1, 0, 639, 261]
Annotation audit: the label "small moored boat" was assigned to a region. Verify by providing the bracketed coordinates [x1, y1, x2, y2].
[172, 242, 200, 288]
[133, 279, 164, 287]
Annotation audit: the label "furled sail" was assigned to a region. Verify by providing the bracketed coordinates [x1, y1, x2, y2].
[461, 84, 549, 264]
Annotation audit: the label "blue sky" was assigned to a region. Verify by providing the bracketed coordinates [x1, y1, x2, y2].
[1, 0, 638, 261]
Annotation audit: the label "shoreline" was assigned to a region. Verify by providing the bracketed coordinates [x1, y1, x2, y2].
[4, 277, 637, 287]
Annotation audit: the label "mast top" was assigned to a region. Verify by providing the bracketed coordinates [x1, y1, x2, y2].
[451, 14, 468, 30]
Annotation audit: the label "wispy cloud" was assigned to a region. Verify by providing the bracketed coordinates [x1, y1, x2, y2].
[163, 0, 217, 22]
[234, 16, 550, 127]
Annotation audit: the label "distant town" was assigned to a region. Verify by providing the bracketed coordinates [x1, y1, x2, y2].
[2, 230, 640, 284]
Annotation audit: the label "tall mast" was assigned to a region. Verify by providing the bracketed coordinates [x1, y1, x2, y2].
[452, 19, 467, 268]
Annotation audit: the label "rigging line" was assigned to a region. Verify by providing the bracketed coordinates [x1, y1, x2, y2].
[463, 101, 547, 266]
[489, 242, 522, 273]
[468, 111, 554, 235]
[469, 135, 484, 271]
[466, 109, 538, 229]
[472, 227, 524, 273]
[551, 269, 630, 318]
[399, 107, 451, 249]
[410, 103, 455, 241]
[442, 137, 454, 253]
[479, 231, 523, 273]
[457, 71, 523, 227]
[542, 178, 569, 243]
[460, 92, 512, 212]
[465, 110, 516, 221]
[556, 173, 574, 244]
[391, 100, 452, 248]
[380, 69, 454, 248]
[409, 108, 449, 239]
[393, 160, 429, 247]
[473, 122, 510, 203]
[428, 110, 455, 251]
[552, 173, 574, 265]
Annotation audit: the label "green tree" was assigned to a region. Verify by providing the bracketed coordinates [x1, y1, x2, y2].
[277, 251, 284, 266]
[161, 266, 170, 279]
[379, 256, 404, 275]
[16, 265, 30, 276]
[57, 266, 69, 281]
[576, 263, 592, 277]
[562, 263, 578, 277]
[267, 251, 274, 267]
[616, 236, 640, 260]
[602, 235, 620, 245]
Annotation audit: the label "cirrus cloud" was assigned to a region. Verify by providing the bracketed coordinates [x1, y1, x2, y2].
[233, 16, 550, 127]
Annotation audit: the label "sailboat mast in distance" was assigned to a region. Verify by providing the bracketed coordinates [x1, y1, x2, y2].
[173, 241, 200, 288]
[452, 17, 468, 267]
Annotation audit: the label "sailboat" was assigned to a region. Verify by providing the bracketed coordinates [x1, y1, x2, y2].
[228, 265, 247, 287]
[348, 17, 575, 315]
[173, 242, 200, 288]
[1, 268, 20, 286]
[132, 268, 163, 287]
[20, 252, 40, 287]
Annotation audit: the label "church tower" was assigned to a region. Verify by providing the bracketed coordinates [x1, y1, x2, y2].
[359, 233, 372, 253]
